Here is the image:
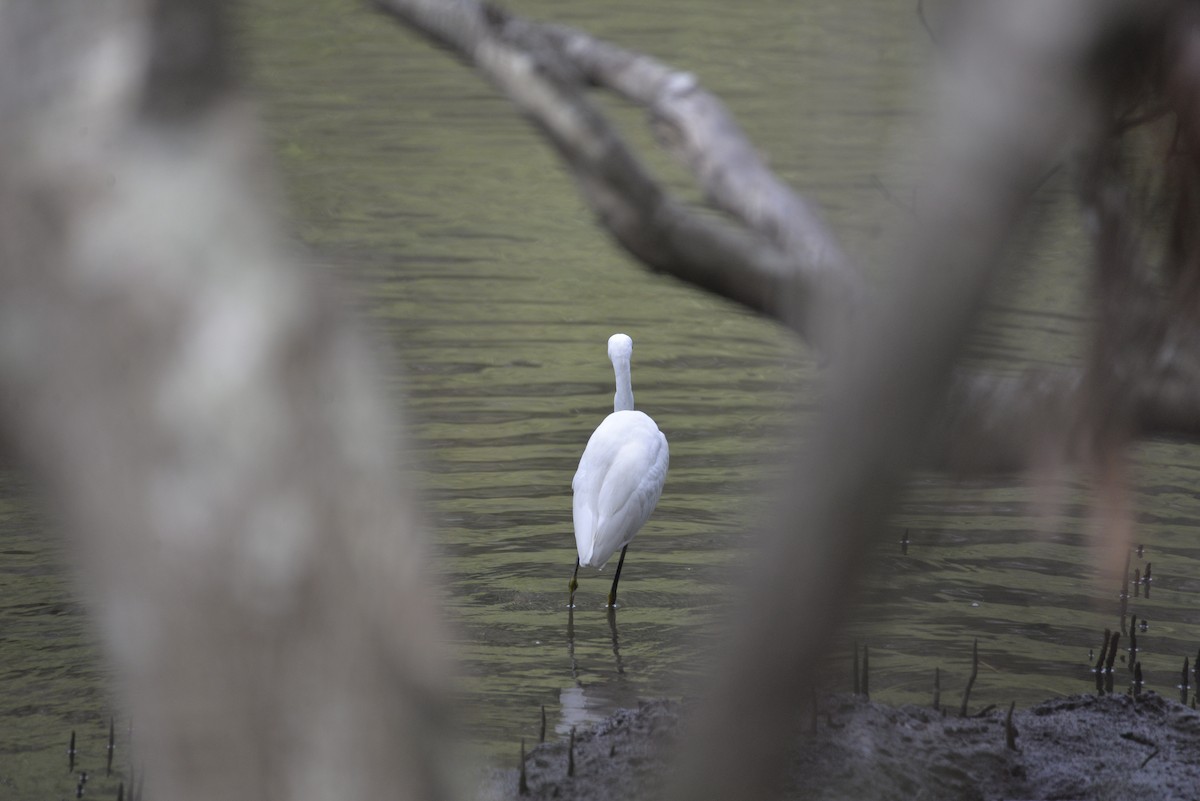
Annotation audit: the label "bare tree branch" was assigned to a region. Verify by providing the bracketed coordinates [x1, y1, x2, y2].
[927, 350, 1200, 473]
[924, 368, 1087, 471]
[376, 0, 1200, 474]
[527, 22, 855, 283]
[373, 0, 863, 354]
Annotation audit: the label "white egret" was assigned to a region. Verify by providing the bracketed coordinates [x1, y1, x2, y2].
[568, 333, 669, 608]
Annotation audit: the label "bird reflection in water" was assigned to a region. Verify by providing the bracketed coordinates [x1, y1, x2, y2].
[560, 605, 629, 737]
[566, 606, 625, 678]
[607, 607, 625, 675]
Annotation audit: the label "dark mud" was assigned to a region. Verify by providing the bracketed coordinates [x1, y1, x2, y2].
[480, 692, 1200, 800]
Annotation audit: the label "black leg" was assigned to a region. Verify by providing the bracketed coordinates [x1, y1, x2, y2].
[607, 545, 629, 608]
[568, 556, 580, 608]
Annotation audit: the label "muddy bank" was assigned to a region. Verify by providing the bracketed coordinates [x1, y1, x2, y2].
[479, 692, 1200, 800]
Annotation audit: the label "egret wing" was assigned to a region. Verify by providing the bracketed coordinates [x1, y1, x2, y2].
[572, 411, 668, 567]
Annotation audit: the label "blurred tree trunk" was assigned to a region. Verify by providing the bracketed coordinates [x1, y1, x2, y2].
[0, 3, 457, 800]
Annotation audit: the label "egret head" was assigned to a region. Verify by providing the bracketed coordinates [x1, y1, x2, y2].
[607, 333, 633, 363]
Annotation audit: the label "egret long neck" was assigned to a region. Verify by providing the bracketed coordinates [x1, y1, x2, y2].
[612, 356, 634, 411]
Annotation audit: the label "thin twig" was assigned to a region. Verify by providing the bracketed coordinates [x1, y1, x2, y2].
[960, 639, 979, 718]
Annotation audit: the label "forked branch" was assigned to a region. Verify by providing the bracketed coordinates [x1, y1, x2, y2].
[373, 0, 862, 353]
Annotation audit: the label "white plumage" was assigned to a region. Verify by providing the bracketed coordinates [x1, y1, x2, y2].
[573, 411, 669, 567]
[568, 333, 669, 608]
